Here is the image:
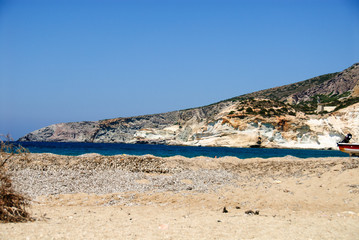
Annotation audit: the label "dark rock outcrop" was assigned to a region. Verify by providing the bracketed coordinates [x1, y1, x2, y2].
[291, 63, 359, 102]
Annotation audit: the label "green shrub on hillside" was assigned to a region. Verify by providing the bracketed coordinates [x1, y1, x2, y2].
[335, 97, 359, 111]
[246, 107, 254, 113]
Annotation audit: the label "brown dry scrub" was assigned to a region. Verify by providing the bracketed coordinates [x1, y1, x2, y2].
[0, 135, 33, 223]
[0, 169, 32, 222]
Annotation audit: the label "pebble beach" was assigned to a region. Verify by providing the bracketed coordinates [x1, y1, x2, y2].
[1, 153, 359, 239]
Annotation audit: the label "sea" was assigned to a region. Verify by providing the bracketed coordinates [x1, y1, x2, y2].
[15, 141, 348, 159]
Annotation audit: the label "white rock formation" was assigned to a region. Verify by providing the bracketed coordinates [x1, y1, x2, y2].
[128, 103, 359, 150]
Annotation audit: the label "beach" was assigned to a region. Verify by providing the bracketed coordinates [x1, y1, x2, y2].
[1, 153, 359, 239]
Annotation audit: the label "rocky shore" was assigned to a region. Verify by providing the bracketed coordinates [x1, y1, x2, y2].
[18, 101, 359, 150]
[1, 153, 359, 239]
[18, 63, 359, 150]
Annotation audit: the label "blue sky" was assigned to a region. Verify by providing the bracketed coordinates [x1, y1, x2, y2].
[1, 0, 358, 139]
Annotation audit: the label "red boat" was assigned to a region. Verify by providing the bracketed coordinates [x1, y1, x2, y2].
[337, 143, 359, 156]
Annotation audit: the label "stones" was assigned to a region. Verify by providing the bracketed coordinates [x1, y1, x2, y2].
[9, 154, 238, 199]
[245, 210, 259, 215]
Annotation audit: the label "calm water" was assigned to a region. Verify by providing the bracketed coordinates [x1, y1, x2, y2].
[15, 141, 348, 159]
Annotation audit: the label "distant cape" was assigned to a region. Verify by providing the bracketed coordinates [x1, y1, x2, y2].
[19, 63, 359, 150]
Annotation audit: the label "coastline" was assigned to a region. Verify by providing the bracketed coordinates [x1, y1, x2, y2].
[14, 141, 347, 159]
[17, 139, 343, 150]
[1, 153, 359, 239]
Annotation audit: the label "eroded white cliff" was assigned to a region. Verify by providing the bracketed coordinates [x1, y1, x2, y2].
[129, 103, 359, 149]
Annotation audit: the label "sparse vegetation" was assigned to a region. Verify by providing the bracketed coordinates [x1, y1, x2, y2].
[0, 134, 33, 223]
[335, 97, 359, 111]
[229, 98, 297, 118]
[259, 108, 267, 117]
[246, 107, 254, 113]
[225, 72, 339, 103]
[292, 92, 359, 114]
[293, 102, 316, 114]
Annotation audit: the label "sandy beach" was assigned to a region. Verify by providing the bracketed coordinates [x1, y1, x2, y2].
[1, 153, 359, 239]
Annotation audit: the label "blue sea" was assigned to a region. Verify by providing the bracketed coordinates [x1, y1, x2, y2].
[15, 141, 348, 159]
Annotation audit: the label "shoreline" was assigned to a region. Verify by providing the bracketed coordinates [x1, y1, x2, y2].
[16, 139, 343, 150]
[14, 141, 347, 159]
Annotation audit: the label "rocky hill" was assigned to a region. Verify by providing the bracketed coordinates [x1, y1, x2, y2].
[19, 63, 359, 149]
[230, 63, 359, 103]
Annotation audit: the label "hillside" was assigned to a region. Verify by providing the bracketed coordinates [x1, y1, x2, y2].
[227, 72, 338, 103]
[19, 63, 359, 149]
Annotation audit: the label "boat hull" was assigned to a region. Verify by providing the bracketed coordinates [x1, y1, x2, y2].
[337, 143, 359, 156]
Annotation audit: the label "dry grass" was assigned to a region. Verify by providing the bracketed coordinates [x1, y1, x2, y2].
[0, 135, 33, 223]
[0, 169, 33, 223]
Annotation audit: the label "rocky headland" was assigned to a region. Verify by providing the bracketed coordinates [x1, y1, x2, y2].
[19, 63, 359, 149]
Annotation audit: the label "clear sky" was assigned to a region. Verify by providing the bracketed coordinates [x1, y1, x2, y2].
[1, 0, 359, 140]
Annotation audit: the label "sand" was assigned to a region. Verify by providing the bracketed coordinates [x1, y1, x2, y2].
[1, 154, 359, 239]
